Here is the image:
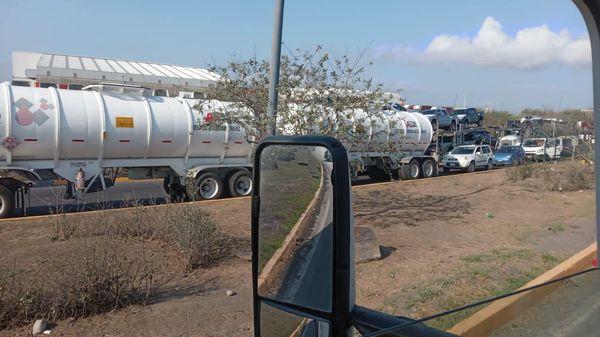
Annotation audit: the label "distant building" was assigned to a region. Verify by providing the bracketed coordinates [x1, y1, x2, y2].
[11, 51, 219, 98]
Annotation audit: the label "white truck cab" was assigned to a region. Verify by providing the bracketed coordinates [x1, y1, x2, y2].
[522, 138, 562, 161]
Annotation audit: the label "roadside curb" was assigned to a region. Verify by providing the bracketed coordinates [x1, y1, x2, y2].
[448, 242, 598, 337]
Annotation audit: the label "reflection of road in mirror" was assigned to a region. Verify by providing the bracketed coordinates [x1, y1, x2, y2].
[299, 319, 330, 337]
[264, 161, 334, 312]
[278, 162, 333, 311]
[260, 301, 331, 337]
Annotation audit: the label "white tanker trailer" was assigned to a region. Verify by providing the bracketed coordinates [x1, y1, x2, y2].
[0, 82, 254, 217]
[0, 82, 434, 218]
[336, 105, 435, 181]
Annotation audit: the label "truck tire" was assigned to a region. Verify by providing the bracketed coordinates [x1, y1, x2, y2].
[400, 160, 420, 180]
[431, 119, 438, 131]
[194, 172, 223, 200]
[485, 159, 493, 171]
[450, 121, 456, 132]
[0, 185, 15, 218]
[366, 166, 391, 182]
[228, 170, 253, 197]
[466, 161, 476, 173]
[421, 159, 437, 178]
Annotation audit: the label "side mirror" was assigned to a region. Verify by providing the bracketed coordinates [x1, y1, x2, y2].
[252, 135, 458, 337]
[252, 136, 353, 337]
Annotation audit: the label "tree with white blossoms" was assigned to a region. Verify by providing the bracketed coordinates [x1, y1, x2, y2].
[195, 46, 402, 153]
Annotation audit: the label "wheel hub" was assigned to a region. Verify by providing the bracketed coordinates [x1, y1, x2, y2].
[199, 178, 218, 199]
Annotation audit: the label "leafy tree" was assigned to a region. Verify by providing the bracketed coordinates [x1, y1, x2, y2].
[197, 46, 396, 148]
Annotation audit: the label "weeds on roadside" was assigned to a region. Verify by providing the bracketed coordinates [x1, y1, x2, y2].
[165, 205, 231, 271]
[505, 164, 534, 182]
[507, 161, 593, 192]
[548, 222, 565, 233]
[49, 200, 232, 271]
[0, 240, 162, 329]
[541, 164, 591, 192]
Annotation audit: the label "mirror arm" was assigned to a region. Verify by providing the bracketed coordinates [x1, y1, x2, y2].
[350, 306, 459, 337]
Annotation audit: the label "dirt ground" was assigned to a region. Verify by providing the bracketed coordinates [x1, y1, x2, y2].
[0, 162, 596, 336]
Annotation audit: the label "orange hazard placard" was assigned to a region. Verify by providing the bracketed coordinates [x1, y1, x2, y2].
[115, 117, 134, 128]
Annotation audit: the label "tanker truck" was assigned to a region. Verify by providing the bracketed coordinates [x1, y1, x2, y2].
[0, 82, 435, 218]
[0, 82, 254, 217]
[332, 105, 436, 181]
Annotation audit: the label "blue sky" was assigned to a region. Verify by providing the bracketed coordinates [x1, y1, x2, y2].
[0, 0, 592, 113]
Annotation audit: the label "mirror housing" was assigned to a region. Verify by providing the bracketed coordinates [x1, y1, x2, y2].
[252, 135, 354, 337]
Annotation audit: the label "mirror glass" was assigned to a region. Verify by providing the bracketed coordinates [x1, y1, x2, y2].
[260, 301, 331, 337]
[257, 144, 333, 312]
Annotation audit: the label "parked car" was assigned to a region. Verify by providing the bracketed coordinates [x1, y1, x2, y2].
[522, 137, 563, 161]
[452, 107, 483, 126]
[419, 108, 458, 131]
[493, 146, 526, 166]
[442, 144, 494, 172]
[463, 129, 497, 148]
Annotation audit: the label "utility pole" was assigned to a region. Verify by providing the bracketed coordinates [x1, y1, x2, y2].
[266, 0, 285, 136]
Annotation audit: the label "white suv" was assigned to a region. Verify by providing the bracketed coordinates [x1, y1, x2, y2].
[442, 145, 494, 172]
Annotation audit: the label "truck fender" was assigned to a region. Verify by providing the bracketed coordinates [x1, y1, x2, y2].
[399, 156, 419, 165]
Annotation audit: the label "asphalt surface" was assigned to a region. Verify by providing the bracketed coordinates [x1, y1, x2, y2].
[23, 179, 169, 216]
[490, 268, 600, 337]
[17, 165, 495, 218]
[276, 162, 334, 312]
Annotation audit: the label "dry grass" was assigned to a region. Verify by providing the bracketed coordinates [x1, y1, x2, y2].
[505, 163, 535, 182]
[381, 248, 561, 330]
[506, 161, 594, 192]
[0, 240, 161, 329]
[0, 201, 235, 329]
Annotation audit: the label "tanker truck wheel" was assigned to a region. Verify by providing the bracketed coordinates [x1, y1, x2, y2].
[421, 159, 437, 178]
[228, 170, 253, 197]
[0, 185, 15, 218]
[195, 172, 223, 200]
[399, 159, 421, 180]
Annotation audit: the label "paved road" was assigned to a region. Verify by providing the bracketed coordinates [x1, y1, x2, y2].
[18, 165, 499, 217]
[490, 268, 600, 337]
[276, 162, 334, 312]
[23, 179, 169, 216]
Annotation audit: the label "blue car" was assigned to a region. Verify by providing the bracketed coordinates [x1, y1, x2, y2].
[493, 146, 526, 166]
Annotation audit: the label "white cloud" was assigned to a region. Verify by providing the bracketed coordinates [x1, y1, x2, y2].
[376, 17, 591, 69]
